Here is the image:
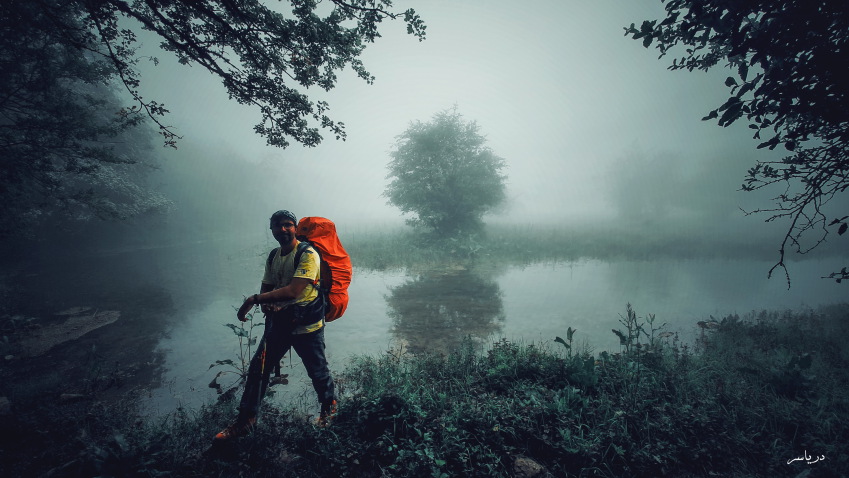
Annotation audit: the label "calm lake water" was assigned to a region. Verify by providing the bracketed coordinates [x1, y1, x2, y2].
[6, 235, 844, 415]
[135, 239, 847, 414]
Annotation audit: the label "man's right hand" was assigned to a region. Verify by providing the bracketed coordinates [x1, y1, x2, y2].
[237, 295, 256, 322]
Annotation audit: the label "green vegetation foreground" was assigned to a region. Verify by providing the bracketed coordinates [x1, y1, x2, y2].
[2, 305, 847, 477]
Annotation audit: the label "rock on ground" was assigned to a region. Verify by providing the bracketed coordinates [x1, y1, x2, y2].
[512, 455, 550, 478]
[18, 309, 120, 357]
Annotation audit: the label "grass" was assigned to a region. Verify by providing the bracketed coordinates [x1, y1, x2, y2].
[341, 222, 828, 273]
[2, 304, 847, 477]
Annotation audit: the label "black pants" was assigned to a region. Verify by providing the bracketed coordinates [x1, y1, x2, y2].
[239, 311, 336, 416]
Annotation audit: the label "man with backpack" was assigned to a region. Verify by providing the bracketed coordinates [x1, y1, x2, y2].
[214, 209, 337, 441]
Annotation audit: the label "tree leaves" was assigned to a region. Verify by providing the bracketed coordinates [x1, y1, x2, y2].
[717, 97, 744, 127]
[0, 2, 169, 235]
[0, 1, 427, 234]
[385, 109, 507, 235]
[737, 61, 749, 82]
[628, 0, 849, 281]
[756, 136, 780, 150]
[7, 1, 425, 150]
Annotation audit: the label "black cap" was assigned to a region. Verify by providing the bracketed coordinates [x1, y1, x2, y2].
[270, 210, 297, 226]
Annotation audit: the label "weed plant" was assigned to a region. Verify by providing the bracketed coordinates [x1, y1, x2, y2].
[207, 306, 267, 398]
[2, 304, 847, 477]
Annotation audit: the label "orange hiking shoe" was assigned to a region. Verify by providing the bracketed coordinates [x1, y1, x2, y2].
[316, 399, 337, 427]
[213, 416, 256, 441]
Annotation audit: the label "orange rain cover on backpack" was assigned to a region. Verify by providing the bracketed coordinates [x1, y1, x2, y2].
[296, 217, 352, 322]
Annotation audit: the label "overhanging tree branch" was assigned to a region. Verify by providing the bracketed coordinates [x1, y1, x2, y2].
[627, 0, 849, 283]
[2, 0, 424, 234]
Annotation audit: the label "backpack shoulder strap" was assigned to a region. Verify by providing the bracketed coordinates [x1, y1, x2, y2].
[293, 241, 319, 285]
[266, 247, 279, 269]
[293, 241, 311, 268]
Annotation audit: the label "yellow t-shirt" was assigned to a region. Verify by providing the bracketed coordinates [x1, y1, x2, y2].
[262, 241, 323, 333]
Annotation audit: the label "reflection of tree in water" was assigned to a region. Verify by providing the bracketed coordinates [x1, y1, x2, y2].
[385, 269, 505, 354]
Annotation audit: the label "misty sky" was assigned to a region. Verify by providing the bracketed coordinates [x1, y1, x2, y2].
[132, 0, 802, 233]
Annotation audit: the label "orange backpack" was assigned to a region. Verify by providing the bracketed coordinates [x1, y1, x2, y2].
[295, 217, 352, 322]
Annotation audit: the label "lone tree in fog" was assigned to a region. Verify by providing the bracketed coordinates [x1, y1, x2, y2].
[0, 1, 424, 235]
[385, 109, 507, 235]
[627, 1, 848, 283]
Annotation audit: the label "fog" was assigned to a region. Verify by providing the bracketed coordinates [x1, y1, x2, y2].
[126, 0, 823, 244]
[4, 5, 849, 472]
[4, 0, 849, 435]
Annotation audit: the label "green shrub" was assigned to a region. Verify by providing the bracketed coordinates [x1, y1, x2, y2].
[5, 304, 847, 477]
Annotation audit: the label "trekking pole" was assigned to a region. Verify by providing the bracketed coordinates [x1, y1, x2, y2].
[255, 307, 269, 416]
[256, 339, 267, 415]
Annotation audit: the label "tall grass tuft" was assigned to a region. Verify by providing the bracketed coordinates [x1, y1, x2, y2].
[343, 223, 805, 273]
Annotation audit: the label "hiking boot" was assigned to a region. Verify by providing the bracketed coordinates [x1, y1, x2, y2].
[213, 416, 256, 441]
[316, 399, 337, 427]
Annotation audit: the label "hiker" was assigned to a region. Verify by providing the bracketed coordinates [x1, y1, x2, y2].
[214, 209, 337, 441]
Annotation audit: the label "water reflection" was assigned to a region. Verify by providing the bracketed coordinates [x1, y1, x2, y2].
[12, 234, 843, 416]
[385, 268, 505, 354]
[1, 242, 176, 408]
